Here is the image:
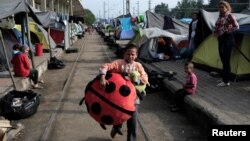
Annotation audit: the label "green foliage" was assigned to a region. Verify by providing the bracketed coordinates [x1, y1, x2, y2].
[206, 0, 249, 12]
[171, 0, 204, 18]
[153, 0, 249, 19]
[154, 2, 170, 16]
[84, 9, 96, 26]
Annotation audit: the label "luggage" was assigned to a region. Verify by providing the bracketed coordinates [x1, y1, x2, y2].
[146, 70, 177, 93]
[0, 90, 40, 120]
[48, 57, 65, 69]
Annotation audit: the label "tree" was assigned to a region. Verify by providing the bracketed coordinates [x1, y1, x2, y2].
[154, 2, 170, 16]
[171, 0, 204, 18]
[84, 9, 96, 26]
[206, 0, 249, 12]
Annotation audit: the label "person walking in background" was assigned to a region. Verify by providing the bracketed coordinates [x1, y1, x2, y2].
[170, 62, 197, 112]
[187, 11, 198, 61]
[99, 43, 148, 141]
[88, 26, 92, 35]
[11, 45, 44, 89]
[214, 1, 239, 87]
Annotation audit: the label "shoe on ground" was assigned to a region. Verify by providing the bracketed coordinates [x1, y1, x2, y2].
[170, 104, 177, 108]
[32, 84, 43, 89]
[38, 79, 45, 84]
[115, 127, 123, 135]
[110, 128, 117, 138]
[216, 79, 223, 83]
[170, 106, 181, 112]
[110, 127, 123, 138]
[216, 82, 230, 87]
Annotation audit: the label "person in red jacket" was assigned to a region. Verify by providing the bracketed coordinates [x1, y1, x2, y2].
[11, 45, 43, 89]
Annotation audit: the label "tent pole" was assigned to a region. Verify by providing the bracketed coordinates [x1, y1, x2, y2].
[25, 13, 35, 69]
[0, 30, 17, 90]
[47, 26, 53, 58]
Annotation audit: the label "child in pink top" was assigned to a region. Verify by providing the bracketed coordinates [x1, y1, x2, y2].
[99, 44, 148, 141]
[171, 62, 197, 112]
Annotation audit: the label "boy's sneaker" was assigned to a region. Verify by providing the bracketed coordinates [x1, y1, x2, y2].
[216, 82, 230, 87]
[170, 106, 182, 112]
[216, 79, 223, 83]
[110, 127, 123, 138]
[170, 104, 177, 108]
[110, 128, 117, 138]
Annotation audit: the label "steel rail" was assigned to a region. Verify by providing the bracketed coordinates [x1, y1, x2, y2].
[39, 40, 85, 141]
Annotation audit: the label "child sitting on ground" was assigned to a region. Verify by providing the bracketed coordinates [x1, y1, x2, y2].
[170, 62, 197, 112]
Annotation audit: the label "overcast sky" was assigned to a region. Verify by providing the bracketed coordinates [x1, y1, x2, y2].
[81, 0, 209, 18]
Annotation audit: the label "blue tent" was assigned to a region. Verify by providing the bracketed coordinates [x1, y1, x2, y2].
[179, 18, 192, 24]
[118, 17, 135, 40]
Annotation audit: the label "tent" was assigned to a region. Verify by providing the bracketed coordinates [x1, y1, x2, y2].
[145, 10, 189, 35]
[192, 9, 250, 79]
[0, 0, 41, 71]
[0, 29, 20, 71]
[112, 14, 135, 40]
[241, 8, 250, 15]
[129, 27, 187, 62]
[115, 17, 135, 40]
[34, 11, 71, 50]
[15, 22, 56, 50]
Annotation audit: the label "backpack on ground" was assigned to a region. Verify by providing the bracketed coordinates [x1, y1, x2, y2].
[48, 57, 65, 69]
[146, 70, 177, 93]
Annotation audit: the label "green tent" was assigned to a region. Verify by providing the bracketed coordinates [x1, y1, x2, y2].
[15, 22, 56, 50]
[128, 28, 144, 47]
[192, 34, 250, 79]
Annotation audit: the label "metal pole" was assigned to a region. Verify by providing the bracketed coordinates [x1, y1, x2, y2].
[137, 1, 139, 16]
[148, 0, 151, 12]
[123, 0, 124, 16]
[47, 26, 53, 58]
[108, 0, 109, 19]
[126, 0, 130, 14]
[0, 30, 17, 90]
[25, 13, 35, 69]
[103, 2, 106, 19]
[70, 0, 73, 46]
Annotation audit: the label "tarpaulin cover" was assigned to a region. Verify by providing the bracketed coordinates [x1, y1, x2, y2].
[119, 17, 135, 40]
[146, 10, 189, 35]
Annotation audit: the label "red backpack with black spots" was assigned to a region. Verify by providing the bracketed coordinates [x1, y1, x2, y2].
[79, 73, 136, 126]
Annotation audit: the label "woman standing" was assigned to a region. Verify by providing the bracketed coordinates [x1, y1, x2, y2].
[187, 11, 198, 61]
[214, 1, 239, 87]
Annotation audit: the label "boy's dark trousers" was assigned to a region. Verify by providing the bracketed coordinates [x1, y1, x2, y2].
[127, 106, 137, 141]
[113, 106, 138, 141]
[29, 69, 39, 84]
[173, 89, 191, 108]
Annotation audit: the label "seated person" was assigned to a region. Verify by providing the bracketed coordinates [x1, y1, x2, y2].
[12, 43, 21, 56]
[157, 36, 177, 60]
[11, 45, 44, 89]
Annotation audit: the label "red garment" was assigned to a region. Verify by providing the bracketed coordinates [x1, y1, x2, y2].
[184, 72, 197, 94]
[11, 53, 30, 77]
[214, 12, 239, 37]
